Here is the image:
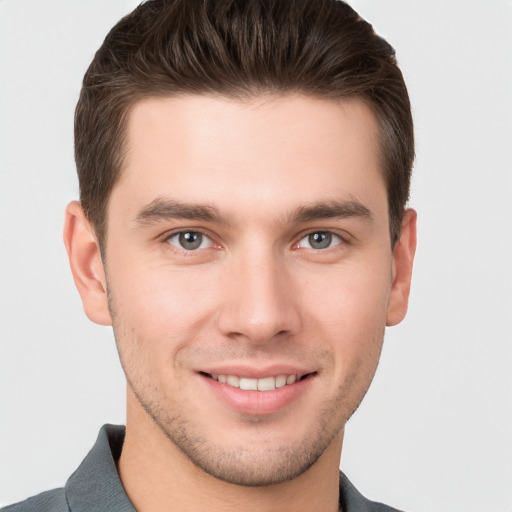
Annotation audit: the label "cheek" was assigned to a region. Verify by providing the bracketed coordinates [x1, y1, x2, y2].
[301, 260, 391, 359]
[107, 261, 220, 353]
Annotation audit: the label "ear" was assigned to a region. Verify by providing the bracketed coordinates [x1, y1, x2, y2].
[63, 201, 112, 326]
[386, 208, 417, 326]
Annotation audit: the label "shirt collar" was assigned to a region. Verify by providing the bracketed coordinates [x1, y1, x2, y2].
[65, 424, 136, 512]
[64, 423, 390, 512]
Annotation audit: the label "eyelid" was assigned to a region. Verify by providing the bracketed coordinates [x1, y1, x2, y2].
[163, 228, 221, 252]
[293, 229, 349, 250]
[160, 227, 351, 252]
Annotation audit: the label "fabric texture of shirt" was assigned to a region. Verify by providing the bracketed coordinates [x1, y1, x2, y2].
[1, 424, 404, 512]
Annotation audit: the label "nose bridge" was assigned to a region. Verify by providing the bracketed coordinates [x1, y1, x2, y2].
[217, 243, 300, 343]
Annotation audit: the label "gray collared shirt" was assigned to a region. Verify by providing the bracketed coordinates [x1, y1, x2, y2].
[2, 424, 404, 512]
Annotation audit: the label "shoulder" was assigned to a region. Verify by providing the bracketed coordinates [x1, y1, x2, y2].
[1, 488, 69, 512]
[360, 500, 405, 512]
[339, 471, 406, 512]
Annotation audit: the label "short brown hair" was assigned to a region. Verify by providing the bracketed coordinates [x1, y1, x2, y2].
[75, 0, 414, 247]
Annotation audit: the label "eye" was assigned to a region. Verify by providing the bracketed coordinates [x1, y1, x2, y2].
[166, 231, 213, 251]
[297, 231, 343, 250]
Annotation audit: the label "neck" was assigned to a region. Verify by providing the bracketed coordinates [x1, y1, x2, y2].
[118, 390, 343, 512]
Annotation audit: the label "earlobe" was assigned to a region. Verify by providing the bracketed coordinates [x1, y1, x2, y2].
[63, 201, 112, 326]
[386, 208, 417, 326]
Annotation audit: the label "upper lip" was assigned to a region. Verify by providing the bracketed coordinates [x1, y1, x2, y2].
[198, 364, 315, 380]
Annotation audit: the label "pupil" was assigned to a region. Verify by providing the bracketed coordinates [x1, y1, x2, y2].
[179, 232, 202, 250]
[309, 232, 331, 249]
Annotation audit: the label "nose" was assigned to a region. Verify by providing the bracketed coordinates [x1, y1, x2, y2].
[216, 248, 302, 345]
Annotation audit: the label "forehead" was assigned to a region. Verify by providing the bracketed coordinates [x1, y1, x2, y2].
[112, 94, 386, 223]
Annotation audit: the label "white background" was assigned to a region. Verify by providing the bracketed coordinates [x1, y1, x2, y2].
[0, 1, 511, 510]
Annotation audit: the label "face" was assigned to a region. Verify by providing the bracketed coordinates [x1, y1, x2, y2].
[73, 94, 415, 486]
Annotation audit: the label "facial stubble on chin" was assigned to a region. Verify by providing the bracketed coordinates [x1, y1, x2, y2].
[123, 373, 367, 487]
[107, 292, 384, 487]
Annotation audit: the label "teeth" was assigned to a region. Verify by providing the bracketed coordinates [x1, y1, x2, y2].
[239, 378, 258, 390]
[275, 375, 287, 388]
[257, 376, 276, 391]
[210, 373, 303, 391]
[226, 375, 239, 387]
[286, 374, 297, 385]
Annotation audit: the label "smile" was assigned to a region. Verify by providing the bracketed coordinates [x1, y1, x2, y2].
[199, 370, 316, 415]
[203, 372, 312, 391]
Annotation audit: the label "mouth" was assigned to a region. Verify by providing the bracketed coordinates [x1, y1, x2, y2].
[199, 371, 316, 391]
[198, 368, 318, 415]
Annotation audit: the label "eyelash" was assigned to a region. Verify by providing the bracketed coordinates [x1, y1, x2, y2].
[164, 230, 218, 253]
[294, 231, 345, 251]
[163, 229, 348, 254]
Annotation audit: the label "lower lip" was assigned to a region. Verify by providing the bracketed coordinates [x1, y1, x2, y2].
[200, 374, 314, 416]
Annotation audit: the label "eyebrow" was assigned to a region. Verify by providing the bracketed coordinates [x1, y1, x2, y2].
[134, 197, 373, 227]
[134, 198, 231, 225]
[290, 199, 373, 224]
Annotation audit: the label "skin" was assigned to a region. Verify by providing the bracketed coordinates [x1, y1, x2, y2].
[64, 94, 416, 512]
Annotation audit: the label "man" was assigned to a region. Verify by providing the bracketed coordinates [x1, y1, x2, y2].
[2, 0, 416, 511]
